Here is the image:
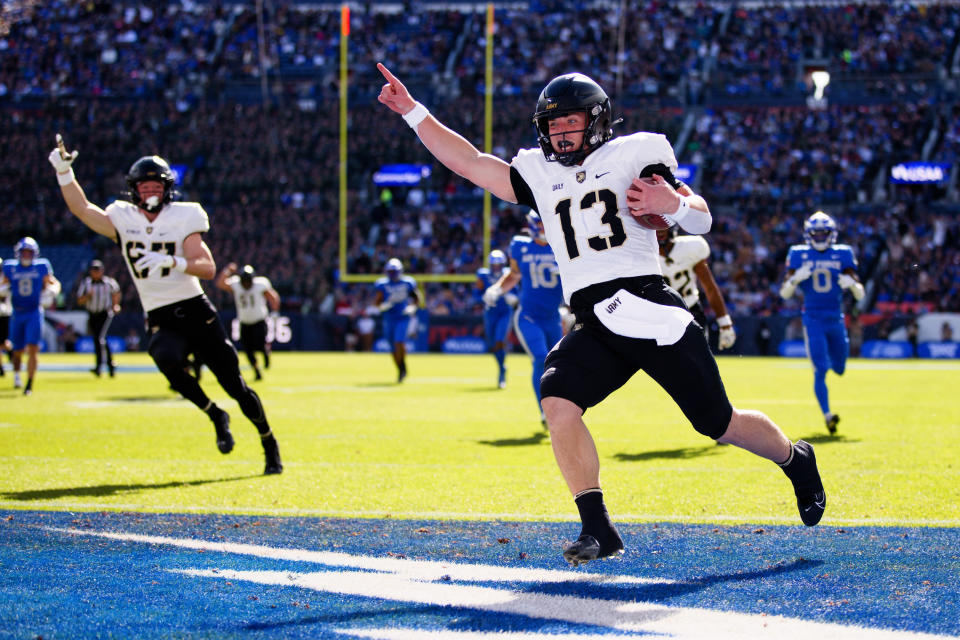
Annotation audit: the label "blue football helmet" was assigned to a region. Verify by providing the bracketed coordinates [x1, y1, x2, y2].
[489, 249, 507, 273]
[14, 237, 40, 265]
[385, 257, 403, 281]
[526, 210, 546, 242]
[804, 211, 837, 252]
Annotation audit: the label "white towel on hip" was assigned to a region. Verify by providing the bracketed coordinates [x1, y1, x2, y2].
[593, 288, 693, 345]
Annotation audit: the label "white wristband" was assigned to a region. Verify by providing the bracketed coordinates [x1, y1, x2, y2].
[57, 168, 76, 186]
[173, 256, 188, 272]
[402, 102, 430, 129]
[717, 314, 732, 328]
[670, 194, 692, 223]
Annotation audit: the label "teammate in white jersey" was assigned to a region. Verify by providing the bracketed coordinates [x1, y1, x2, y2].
[48, 140, 281, 475]
[378, 64, 825, 566]
[215, 263, 280, 380]
[657, 227, 735, 351]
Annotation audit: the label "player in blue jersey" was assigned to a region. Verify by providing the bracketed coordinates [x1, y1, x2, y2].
[780, 212, 864, 435]
[374, 258, 423, 382]
[0, 237, 61, 395]
[484, 212, 564, 426]
[475, 249, 515, 388]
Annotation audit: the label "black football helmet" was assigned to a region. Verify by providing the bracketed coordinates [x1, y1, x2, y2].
[532, 73, 614, 167]
[239, 264, 255, 287]
[125, 155, 176, 213]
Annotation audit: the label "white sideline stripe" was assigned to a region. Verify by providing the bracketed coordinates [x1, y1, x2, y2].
[44, 528, 670, 585]
[19, 506, 960, 527]
[778, 361, 960, 371]
[336, 632, 650, 640]
[338, 632, 647, 640]
[0, 422, 19, 428]
[173, 568, 951, 640]
[276, 386, 398, 393]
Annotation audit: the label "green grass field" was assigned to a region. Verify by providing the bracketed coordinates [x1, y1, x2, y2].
[2, 352, 958, 527]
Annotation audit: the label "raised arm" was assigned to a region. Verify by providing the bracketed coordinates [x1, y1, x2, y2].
[215, 262, 238, 293]
[377, 63, 517, 204]
[48, 136, 116, 239]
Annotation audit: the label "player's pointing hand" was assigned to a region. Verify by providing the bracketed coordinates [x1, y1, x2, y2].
[377, 63, 416, 115]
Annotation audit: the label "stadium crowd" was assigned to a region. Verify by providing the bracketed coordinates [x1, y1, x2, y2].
[1, 0, 958, 335]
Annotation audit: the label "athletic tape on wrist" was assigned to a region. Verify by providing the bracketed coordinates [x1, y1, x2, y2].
[56, 168, 76, 186]
[402, 102, 430, 129]
[174, 256, 188, 272]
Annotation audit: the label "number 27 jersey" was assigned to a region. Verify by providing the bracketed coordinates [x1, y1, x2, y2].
[106, 200, 209, 312]
[511, 132, 680, 303]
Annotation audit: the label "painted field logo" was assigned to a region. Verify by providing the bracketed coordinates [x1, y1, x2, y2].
[45, 527, 953, 640]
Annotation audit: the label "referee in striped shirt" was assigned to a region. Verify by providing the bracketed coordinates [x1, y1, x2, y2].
[77, 260, 121, 377]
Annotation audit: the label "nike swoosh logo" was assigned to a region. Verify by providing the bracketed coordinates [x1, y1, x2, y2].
[595, 172, 610, 179]
[206, 317, 216, 324]
[804, 497, 826, 511]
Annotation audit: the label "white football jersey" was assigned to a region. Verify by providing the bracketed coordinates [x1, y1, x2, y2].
[106, 200, 209, 312]
[659, 235, 710, 308]
[511, 132, 680, 303]
[226, 275, 273, 324]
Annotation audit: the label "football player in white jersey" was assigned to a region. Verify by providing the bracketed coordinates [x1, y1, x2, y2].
[47, 141, 282, 475]
[657, 227, 735, 351]
[378, 64, 825, 566]
[215, 263, 280, 381]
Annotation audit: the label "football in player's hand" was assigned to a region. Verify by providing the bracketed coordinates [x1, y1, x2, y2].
[627, 176, 675, 230]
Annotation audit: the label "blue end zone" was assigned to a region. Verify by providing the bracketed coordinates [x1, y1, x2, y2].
[1, 511, 957, 639]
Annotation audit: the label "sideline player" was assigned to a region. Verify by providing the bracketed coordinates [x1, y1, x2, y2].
[48, 141, 282, 474]
[0, 282, 11, 377]
[76, 259, 121, 377]
[657, 226, 735, 351]
[378, 64, 826, 566]
[0, 237, 60, 395]
[484, 212, 564, 425]
[374, 258, 422, 382]
[475, 249, 514, 388]
[215, 263, 280, 381]
[780, 211, 864, 435]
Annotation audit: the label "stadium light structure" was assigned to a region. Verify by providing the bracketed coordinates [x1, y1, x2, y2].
[811, 70, 830, 100]
[805, 67, 830, 110]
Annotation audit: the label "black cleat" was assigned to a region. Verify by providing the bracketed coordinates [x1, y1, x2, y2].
[825, 413, 840, 436]
[211, 409, 234, 454]
[90, 368, 101, 377]
[254, 369, 263, 381]
[262, 435, 283, 475]
[23, 379, 33, 396]
[397, 364, 407, 383]
[562, 534, 624, 567]
[786, 440, 826, 526]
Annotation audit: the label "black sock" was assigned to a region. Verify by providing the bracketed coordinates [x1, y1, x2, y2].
[779, 441, 822, 497]
[204, 402, 224, 418]
[574, 489, 624, 554]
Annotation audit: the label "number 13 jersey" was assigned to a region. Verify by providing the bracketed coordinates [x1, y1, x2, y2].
[106, 200, 209, 311]
[511, 132, 679, 303]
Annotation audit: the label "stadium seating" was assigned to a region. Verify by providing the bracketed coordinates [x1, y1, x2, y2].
[1, 0, 957, 339]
